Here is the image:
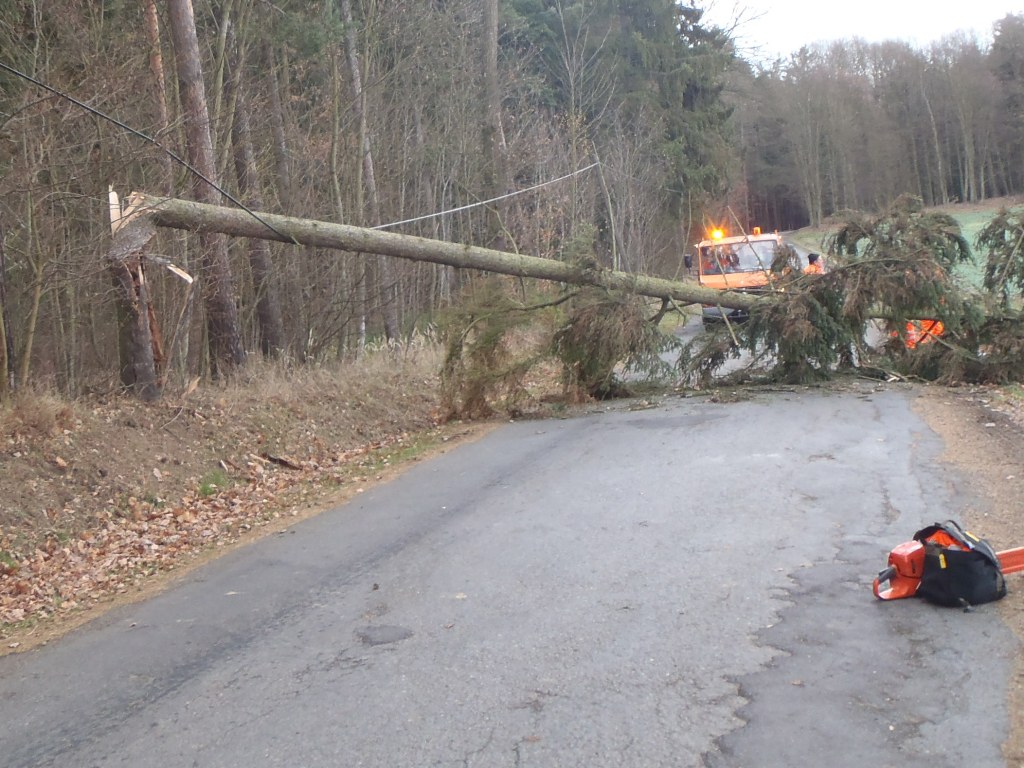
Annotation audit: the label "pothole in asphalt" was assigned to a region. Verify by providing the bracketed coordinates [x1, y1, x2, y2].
[356, 625, 414, 646]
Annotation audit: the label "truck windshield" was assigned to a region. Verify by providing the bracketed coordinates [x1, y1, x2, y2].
[699, 240, 777, 274]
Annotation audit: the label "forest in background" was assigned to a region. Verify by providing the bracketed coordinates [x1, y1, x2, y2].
[0, 1, 1022, 399]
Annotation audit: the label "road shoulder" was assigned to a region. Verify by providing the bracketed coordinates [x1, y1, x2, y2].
[913, 385, 1024, 763]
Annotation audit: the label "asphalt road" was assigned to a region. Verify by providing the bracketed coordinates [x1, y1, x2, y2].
[0, 385, 1017, 767]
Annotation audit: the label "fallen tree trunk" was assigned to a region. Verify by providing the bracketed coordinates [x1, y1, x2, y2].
[131, 194, 759, 311]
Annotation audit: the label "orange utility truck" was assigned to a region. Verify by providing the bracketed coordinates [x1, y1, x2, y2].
[693, 227, 784, 326]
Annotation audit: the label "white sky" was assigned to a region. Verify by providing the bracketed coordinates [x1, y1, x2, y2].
[701, 1, 1022, 61]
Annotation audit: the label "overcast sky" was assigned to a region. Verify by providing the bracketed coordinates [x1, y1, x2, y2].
[700, 1, 1021, 61]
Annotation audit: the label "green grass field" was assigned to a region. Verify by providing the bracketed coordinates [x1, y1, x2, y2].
[788, 197, 1023, 290]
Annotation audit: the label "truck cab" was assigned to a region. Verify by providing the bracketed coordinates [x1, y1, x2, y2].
[694, 227, 784, 326]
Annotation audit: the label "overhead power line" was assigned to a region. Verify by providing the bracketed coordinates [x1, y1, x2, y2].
[0, 59, 290, 241]
[0, 61, 680, 246]
[374, 163, 600, 231]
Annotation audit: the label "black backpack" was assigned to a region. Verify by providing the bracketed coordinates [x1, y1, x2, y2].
[913, 520, 1007, 607]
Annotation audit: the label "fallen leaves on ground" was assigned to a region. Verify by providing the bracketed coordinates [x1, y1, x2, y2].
[0, 433, 412, 628]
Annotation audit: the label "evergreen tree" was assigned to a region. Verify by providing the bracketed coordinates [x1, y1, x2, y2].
[504, 0, 735, 214]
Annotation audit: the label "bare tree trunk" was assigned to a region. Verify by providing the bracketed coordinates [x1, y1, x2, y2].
[166, 0, 245, 375]
[208, 0, 237, 183]
[921, 75, 949, 204]
[107, 217, 161, 402]
[228, 41, 286, 356]
[145, 0, 189, 379]
[145, 0, 174, 193]
[338, 0, 400, 341]
[18, 190, 43, 392]
[137, 194, 757, 311]
[264, 42, 294, 213]
[481, 0, 506, 251]
[0, 222, 11, 399]
[329, 50, 345, 227]
[19, 275, 42, 393]
[329, 46, 357, 354]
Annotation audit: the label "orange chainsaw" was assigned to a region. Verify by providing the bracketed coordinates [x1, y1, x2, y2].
[874, 538, 1024, 600]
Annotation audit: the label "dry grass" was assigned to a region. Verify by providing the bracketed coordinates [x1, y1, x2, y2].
[0, 339, 508, 641]
[0, 341, 446, 550]
[0, 392, 77, 443]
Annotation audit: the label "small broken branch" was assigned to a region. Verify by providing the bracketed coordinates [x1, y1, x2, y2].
[260, 452, 303, 470]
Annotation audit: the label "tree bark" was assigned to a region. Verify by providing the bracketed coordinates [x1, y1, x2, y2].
[166, 0, 246, 375]
[145, 0, 174, 194]
[107, 217, 162, 402]
[481, 0, 506, 251]
[338, 0, 401, 341]
[264, 42, 294, 213]
[921, 74, 949, 204]
[18, 189, 43, 392]
[135, 194, 758, 311]
[0, 222, 11, 398]
[228, 45, 287, 356]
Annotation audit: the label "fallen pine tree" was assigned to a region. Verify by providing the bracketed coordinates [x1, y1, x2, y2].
[109, 192, 1024, 407]
[107, 191, 757, 403]
[682, 195, 1024, 387]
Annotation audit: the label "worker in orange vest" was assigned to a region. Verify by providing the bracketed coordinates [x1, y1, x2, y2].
[904, 319, 945, 348]
[805, 253, 823, 274]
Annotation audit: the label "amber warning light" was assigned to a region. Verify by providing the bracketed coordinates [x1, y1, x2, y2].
[711, 228, 724, 241]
